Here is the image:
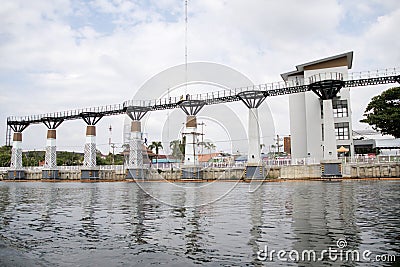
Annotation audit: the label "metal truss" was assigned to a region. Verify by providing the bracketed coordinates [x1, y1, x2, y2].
[237, 91, 269, 109]
[80, 112, 104, 125]
[179, 100, 206, 115]
[5, 72, 400, 126]
[126, 106, 150, 121]
[309, 80, 345, 100]
[42, 117, 64, 129]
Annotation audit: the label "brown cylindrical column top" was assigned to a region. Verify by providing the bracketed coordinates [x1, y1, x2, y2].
[47, 129, 56, 139]
[86, 125, 96, 136]
[13, 132, 22, 142]
[131, 121, 141, 132]
[186, 115, 197, 128]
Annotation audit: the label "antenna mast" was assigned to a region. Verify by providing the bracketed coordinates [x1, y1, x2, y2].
[185, 0, 188, 95]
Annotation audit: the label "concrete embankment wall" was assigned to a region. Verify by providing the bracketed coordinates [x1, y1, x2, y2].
[0, 167, 245, 181]
[269, 163, 400, 179]
[349, 164, 400, 178]
[0, 164, 399, 181]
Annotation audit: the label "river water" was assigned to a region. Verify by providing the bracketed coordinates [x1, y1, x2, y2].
[0, 180, 398, 266]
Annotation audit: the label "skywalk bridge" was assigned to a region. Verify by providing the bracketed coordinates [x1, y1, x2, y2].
[4, 67, 400, 180]
[7, 67, 399, 129]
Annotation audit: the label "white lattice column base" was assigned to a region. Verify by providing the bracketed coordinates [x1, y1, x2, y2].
[127, 121, 147, 179]
[81, 125, 99, 179]
[42, 129, 60, 179]
[184, 115, 199, 166]
[129, 136, 143, 168]
[44, 130, 57, 169]
[83, 141, 97, 167]
[10, 145, 22, 169]
[9, 132, 25, 179]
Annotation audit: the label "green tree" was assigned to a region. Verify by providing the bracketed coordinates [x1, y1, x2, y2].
[0, 146, 11, 167]
[360, 86, 400, 138]
[23, 150, 45, 166]
[148, 141, 163, 163]
[170, 140, 182, 160]
[56, 151, 83, 166]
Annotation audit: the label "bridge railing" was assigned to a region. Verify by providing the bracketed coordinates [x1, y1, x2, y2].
[6, 67, 399, 123]
[7, 103, 125, 123]
[348, 67, 399, 80]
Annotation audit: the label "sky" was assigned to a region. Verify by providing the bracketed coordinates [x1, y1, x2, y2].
[0, 0, 399, 154]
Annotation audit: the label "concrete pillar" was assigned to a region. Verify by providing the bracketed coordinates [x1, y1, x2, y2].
[248, 108, 261, 164]
[184, 115, 198, 166]
[10, 132, 23, 169]
[128, 121, 143, 169]
[44, 130, 57, 169]
[126, 120, 149, 179]
[83, 125, 97, 168]
[81, 125, 99, 179]
[322, 100, 337, 160]
[42, 129, 60, 179]
[9, 132, 25, 179]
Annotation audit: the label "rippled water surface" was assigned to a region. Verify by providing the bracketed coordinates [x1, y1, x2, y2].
[0, 180, 399, 266]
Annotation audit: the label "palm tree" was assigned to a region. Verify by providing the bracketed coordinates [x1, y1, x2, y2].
[170, 140, 182, 160]
[148, 141, 163, 164]
[260, 143, 265, 153]
[204, 141, 216, 154]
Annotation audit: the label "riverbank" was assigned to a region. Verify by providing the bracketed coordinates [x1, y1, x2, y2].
[1, 162, 399, 181]
[1, 177, 400, 183]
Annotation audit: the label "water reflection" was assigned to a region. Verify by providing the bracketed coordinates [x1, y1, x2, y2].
[79, 185, 99, 245]
[0, 181, 398, 266]
[0, 185, 11, 227]
[132, 184, 150, 245]
[248, 183, 265, 267]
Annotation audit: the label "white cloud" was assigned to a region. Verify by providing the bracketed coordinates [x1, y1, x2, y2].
[0, 0, 399, 153]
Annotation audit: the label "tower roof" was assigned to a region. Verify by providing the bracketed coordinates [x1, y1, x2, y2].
[280, 51, 353, 81]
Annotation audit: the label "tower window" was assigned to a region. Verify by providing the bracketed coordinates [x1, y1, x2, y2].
[335, 122, 349, 140]
[333, 100, 348, 118]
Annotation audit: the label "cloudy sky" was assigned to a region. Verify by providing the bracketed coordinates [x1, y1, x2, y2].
[0, 0, 399, 154]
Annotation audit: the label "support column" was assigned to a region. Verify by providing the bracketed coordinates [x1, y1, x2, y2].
[309, 74, 344, 177]
[179, 100, 205, 179]
[248, 108, 261, 164]
[81, 125, 99, 179]
[126, 106, 150, 179]
[41, 117, 63, 179]
[8, 132, 25, 179]
[127, 120, 148, 179]
[238, 91, 268, 179]
[42, 130, 59, 179]
[79, 112, 103, 180]
[322, 100, 337, 160]
[7, 121, 29, 179]
[184, 115, 198, 166]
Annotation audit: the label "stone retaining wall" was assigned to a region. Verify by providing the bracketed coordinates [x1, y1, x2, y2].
[0, 163, 399, 181]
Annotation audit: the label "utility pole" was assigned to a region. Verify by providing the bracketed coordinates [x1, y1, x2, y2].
[108, 125, 112, 155]
[274, 134, 283, 154]
[111, 143, 115, 165]
[109, 125, 115, 165]
[198, 122, 205, 155]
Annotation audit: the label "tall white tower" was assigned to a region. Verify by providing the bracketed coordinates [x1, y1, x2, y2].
[281, 52, 354, 164]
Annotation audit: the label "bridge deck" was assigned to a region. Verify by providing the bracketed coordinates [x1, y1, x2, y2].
[6, 68, 400, 127]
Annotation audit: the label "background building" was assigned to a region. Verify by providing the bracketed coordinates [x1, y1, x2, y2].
[281, 52, 355, 163]
[283, 136, 291, 155]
